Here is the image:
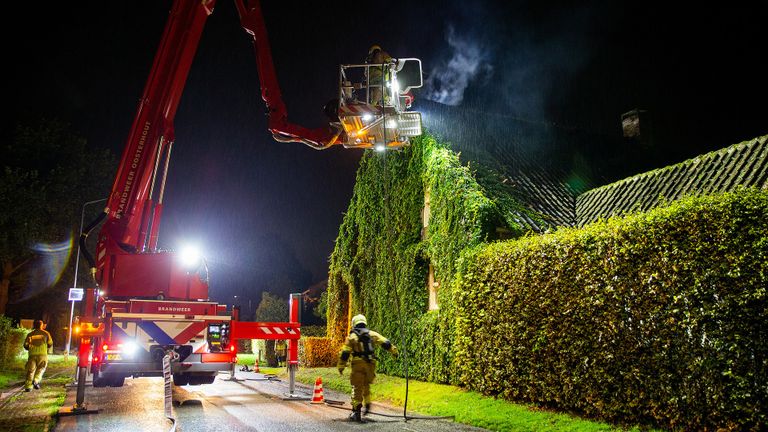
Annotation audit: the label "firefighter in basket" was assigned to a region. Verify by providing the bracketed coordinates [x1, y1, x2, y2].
[365, 45, 393, 106]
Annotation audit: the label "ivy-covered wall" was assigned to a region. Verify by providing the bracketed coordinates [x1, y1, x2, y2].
[327, 134, 541, 382]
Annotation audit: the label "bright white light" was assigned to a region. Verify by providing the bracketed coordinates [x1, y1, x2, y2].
[179, 245, 203, 269]
[362, 114, 373, 122]
[121, 341, 139, 356]
[375, 144, 386, 152]
[391, 79, 400, 93]
[386, 119, 398, 129]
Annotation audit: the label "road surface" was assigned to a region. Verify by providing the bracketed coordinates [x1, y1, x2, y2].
[54, 370, 488, 432]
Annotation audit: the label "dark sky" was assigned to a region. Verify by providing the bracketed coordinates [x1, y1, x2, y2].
[7, 1, 767, 306]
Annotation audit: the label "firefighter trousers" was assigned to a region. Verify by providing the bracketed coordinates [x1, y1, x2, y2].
[349, 359, 376, 409]
[25, 354, 48, 389]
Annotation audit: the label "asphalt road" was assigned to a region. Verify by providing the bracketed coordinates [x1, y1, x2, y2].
[54, 371, 488, 432]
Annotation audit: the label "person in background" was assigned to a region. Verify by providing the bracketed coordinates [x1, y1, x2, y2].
[23, 319, 53, 391]
[337, 314, 398, 422]
[275, 339, 287, 367]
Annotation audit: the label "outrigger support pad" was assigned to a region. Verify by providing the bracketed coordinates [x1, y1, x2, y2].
[57, 367, 101, 417]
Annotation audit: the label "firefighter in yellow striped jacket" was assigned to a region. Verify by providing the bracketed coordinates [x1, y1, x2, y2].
[365, 45, 393, 106]
[24, 319, 53, 391]
[337, 314, 398, 422]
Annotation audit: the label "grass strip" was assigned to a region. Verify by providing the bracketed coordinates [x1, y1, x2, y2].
[283, 366, 653, 432]
[0, 354, 76, 432]
[236, 353, 283, 375]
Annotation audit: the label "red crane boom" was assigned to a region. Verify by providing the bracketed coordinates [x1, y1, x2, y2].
[66, 0, 423, 413]
[79, 0, 422, 302]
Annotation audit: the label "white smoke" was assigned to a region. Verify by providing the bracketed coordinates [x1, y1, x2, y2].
[424, 24, 493, 106]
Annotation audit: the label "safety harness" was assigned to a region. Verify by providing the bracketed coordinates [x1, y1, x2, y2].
[351, 327, 375, 361]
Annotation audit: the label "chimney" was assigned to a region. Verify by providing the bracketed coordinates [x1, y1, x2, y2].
[621, 108, 653, 150]
[621, 109, 645, 138]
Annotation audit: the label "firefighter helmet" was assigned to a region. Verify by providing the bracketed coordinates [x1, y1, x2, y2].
[351, 314, 367, 328]
[367, 45, 382, 63]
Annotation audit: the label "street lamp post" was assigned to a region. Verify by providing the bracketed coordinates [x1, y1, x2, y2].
[65, 198, 107, 357]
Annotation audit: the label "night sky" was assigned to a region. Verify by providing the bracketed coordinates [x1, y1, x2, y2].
[7, 1, 767, 308]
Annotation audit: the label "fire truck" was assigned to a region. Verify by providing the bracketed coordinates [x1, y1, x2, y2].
[69, 0, 422, 410]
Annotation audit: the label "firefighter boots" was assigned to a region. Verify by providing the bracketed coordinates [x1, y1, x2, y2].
[348, 406, 363, 423]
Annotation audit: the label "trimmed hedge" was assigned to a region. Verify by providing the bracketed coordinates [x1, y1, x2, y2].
[300, 325, 327, 338]
[299, 337, 340, 367]
[455, 188, 768, 430]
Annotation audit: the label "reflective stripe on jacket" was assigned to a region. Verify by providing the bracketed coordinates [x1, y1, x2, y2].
[24, 329, 52, 356]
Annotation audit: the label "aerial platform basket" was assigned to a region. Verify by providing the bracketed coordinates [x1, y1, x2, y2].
[336, 58, 424, 150]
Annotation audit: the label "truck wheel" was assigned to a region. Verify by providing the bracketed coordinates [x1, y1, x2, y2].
[94, 372, 124, 387]
[93, 371, 109, 388]
[187, 374, 215, 385]
[110, 375, 125, 387]
[195, 373, 216, 385]
[173, 373, 189, 386]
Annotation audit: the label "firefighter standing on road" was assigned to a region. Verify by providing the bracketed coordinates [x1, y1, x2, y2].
[23, 319, 53, 392]
[337, 314, 398, 422]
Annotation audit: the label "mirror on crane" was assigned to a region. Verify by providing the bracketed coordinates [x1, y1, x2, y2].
[394, 58, 423, 95]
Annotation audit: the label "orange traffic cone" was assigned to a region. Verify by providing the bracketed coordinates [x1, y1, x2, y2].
[311, 376, 325, 404]
[254, 361, 260, 373]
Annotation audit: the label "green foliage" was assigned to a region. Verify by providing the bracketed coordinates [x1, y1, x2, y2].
[255, 291, 291, 366]
[250, 340, 267, 360]
[300, 325, 326, 337]
[455, 188, 768, 430]
[0, 119, 115, 314]
[255, 291, 289, 322]
[328, 128, 767, 429]
[236, 338, 252, 353]
[0, 315, 26, 368]
[0, 119, 115, 263]
[312, 290, 328, 321]
[471, 163, 551, 233]
[327, 134, 541, 383]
